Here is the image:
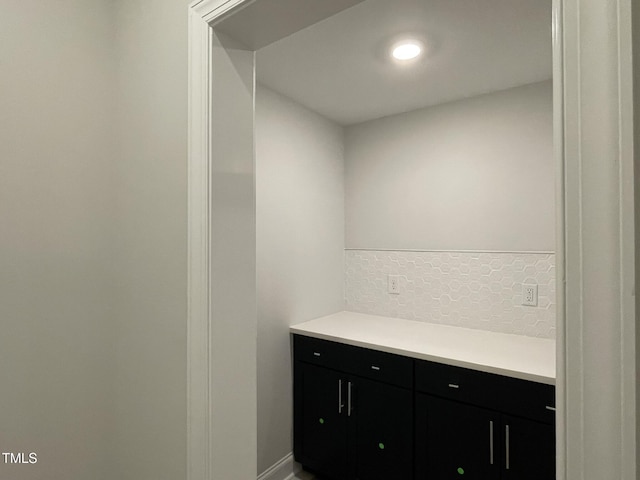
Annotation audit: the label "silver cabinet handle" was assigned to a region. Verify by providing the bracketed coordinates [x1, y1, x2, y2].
[448, 383, 460, 389]
[371, 365, 380, 371]
[505, 424, 510, 470]
[338, 379, 343, 414]
[545, 405, 556, 411]
[347, 381, 353, 417]
[489, 420, 494, 465]
[313, 352, 321, 357]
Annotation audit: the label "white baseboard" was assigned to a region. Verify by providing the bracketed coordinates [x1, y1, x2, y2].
[258, 453, 312, 480]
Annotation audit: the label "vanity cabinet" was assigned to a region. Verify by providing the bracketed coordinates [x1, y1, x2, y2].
[293, 333, 556, 480]
[293, 335, 413, 480]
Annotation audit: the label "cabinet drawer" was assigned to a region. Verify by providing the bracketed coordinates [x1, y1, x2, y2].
[415, 360, 500, 409]
[294, 335, 413, 388]
[294, 335, 349, 371]
[498, 376, 555, 424]
[352, 348, 413, 389]
[416, 360, 556, 424]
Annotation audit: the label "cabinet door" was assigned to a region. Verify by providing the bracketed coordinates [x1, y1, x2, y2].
[353, 377, 413, 480]
[417, 394, 500, 480]
[294, 362, 349, 479]
[501, 414, 555, 480]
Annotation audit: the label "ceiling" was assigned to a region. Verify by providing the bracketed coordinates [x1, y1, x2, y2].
[215, 0, 365, 50]
[256, 0, 552, 125]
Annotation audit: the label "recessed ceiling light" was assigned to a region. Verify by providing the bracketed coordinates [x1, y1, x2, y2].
[391, 41, 423, 61]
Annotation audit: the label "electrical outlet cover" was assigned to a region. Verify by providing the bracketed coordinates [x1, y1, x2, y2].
[522, 284, 538, 306]
[388, 275, 400, 294]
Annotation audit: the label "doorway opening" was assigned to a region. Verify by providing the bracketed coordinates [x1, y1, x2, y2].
[190, 0, 635, 478]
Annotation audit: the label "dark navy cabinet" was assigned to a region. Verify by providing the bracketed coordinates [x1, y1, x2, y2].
[295, 363, 349, 478]
[293, 335, 413, 480]
[293, 334, 555, 480]
[353, 377, 413, 480]
[417, 395, 501, 479]
[500, 414, 555, 480]
[414, 359, 556, 480]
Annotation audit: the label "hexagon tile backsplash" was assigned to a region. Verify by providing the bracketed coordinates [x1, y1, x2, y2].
[344, 250, 556, 339]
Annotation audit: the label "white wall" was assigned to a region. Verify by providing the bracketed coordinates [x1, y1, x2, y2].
[1, 2, 190, 479]
[634, 0, 640, 466]
[256, 85, 345, 474]
[207, 31, 257, 480]
[345, 81, 554, 252]
[0, 1, 115, 478]
[113, 1, 189, 479]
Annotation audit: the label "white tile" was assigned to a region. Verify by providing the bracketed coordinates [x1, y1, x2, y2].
[345, 250, 556, 339]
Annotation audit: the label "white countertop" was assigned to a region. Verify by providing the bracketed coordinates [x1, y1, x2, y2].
[290, 311, 556, 385]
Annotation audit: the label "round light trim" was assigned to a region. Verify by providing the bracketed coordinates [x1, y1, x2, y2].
[392, 41, 422, 60]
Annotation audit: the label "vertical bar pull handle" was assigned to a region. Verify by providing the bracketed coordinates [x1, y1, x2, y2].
[505, 424, 510, 470]
[347, 381, 353, 417]
[338, 379, 343, 414]
[489, 420, 494, 465]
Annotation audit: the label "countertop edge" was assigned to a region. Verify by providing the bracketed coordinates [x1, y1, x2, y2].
[290, 316, 556, 386]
